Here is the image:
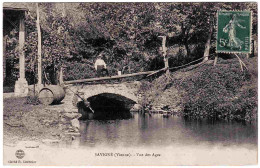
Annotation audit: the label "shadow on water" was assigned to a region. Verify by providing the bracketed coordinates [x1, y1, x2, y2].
[77, 93, 135, 120]
[75, 112, 257, 148]
[74, 94, 257, 148]
[182, 117, 257, 146]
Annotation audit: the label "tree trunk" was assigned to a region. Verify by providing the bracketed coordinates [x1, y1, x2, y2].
[62, 3, 66, 17]
[59, 66, 64, 85]
[3, 35, 7, 81]
[184, 43, 190, 57]
[181, 23, 191, 58]
[203, 25, 213, 61]
[214, 55, 218, 66]
[36, 3, 42, 85]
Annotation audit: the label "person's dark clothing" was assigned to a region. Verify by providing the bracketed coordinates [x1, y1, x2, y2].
[97, 65, 109, 77]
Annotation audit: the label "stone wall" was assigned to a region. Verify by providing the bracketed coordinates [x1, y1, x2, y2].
[65, 82, 140, 104]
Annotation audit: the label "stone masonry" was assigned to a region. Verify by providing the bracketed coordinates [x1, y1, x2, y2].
[64, 81, 141, 105]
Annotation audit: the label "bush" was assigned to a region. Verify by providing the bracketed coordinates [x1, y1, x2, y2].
[139, 57, 257, 122]
[176, 57, 257, 121]
[63, 62, 96, 81]
[138, 81, 154, 112]
[138, 75, 177, 112]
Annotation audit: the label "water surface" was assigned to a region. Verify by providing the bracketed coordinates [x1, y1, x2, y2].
[78, 113, 257, 148]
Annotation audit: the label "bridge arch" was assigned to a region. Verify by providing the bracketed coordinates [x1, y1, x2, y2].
[87, 92, 136, 103]
[75, 84, 139, 103]
[87, 92, 136, 110]
[82, 93, 136, 120]
[65, 83, 140, 119]
[84, 91, 138, 104]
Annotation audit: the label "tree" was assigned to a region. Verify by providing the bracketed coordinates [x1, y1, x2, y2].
[22, 2, 257, 82]
[24, 3, 78, 84]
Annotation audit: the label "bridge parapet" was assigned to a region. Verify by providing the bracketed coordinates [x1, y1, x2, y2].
[64, 81, 141, 104]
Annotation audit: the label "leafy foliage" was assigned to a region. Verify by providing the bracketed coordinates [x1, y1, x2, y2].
[4, 29, 20, 86]
[4, 2, 257, 85]
[138, 55, 257, 122]
[172, 57, 256, 121]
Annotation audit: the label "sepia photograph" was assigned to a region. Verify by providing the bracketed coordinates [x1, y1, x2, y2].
[2, 1, 258, 166]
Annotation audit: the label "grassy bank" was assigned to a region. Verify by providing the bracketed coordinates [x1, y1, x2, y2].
[3, 97, 61, 144]
[139, 57, 257, 122]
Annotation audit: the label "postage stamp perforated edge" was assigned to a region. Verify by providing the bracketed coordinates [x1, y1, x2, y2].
[216, 10, 252, 54]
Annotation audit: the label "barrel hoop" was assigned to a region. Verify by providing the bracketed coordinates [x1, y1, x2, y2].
[40, 88, 54, 95]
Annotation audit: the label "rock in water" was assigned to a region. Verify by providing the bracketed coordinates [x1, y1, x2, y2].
[71, 118, 80, 130]
[130, 104, 142, 112]
[88, 113, 94, 120]
[63, 112, 81, 119]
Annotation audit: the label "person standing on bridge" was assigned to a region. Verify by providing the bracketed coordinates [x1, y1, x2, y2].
[94, 53, 109, 77]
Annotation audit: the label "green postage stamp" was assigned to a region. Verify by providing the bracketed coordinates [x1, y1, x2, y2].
[216, 11, 251, 53]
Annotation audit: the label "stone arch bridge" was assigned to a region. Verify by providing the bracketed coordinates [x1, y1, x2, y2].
[61, 81, 142, 113]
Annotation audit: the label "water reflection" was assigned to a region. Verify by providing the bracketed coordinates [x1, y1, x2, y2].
[138, 113, 149, 129]
[78, 113, 257, 148]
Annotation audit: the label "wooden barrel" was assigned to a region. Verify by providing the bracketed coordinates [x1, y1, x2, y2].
[38, 85, 65, 105]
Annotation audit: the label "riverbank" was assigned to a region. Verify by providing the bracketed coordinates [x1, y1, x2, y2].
[3, 97, 82, 146]
[3, 108, 257, 166]
[3, 56, 257, 146]
[140, 56, 257, 121]
[3, 97, 60, 145]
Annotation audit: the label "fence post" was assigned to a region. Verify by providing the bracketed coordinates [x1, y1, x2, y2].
[159, 36, 169, 77]
[59, 66, 64, 85]
[214, 54, 218, 66]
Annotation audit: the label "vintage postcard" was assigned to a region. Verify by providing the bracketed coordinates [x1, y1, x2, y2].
[2, 2, 258, 166]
